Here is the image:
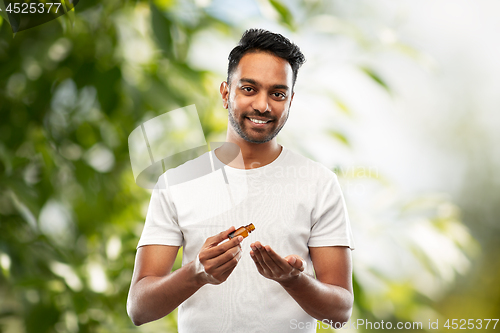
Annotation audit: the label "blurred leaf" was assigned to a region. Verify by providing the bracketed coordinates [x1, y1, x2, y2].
[94, 66, 121, 114]
[334, 98, 350, 115]
[0, 2, 7, 23]
[327, 130, 350, 147]
[154, 0, 176, 11]
[328, 93, 351, 116]
[151, 2, 175, 59]
[269, 0, 295, 31]
[360, 66, 391, 93]
[25, 301, 60, 333]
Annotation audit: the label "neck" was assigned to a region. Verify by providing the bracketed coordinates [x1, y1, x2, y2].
[215, 131, 282, 170]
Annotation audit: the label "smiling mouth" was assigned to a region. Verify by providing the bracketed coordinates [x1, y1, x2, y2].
[246, 117, 272, 124]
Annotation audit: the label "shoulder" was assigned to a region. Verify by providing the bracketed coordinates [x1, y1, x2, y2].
[282, 147, 338, 182]
[157, 151, 213, 188]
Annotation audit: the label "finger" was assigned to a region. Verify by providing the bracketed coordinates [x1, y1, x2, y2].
[250, 244, 273, 275]
[217, 255, 242, 282]
[214, 249, 242, 277]
[207, 226, 236, 247]
[204, 235, 243, 259]
[250, 242, 266, 264]
[263, 245, 291, 271]
[253, 242, 282, 275]
[205, 244, 242, 271]
[218, 267, 235, 283]
[250, 250, 270, 276]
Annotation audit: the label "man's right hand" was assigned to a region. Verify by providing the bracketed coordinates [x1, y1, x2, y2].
[127, 227, 244, 325]
[196, 226, 244, 285]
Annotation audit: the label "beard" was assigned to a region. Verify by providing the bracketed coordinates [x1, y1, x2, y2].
[227, 100, 289, 144]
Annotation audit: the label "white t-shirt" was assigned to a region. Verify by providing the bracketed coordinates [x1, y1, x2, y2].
[138, 146, 355, 333]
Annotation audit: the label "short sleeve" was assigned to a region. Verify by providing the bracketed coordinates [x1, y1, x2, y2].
[137, 175, 183, 248]
[308, 172, 355, 249]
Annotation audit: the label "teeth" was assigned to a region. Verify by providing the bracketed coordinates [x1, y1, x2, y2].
[249, 118, 269, 124]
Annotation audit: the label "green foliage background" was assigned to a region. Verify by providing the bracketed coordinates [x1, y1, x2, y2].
[0, 1, 229, 331]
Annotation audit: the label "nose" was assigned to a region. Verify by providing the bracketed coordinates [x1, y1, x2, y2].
[251, 92, 271, 113]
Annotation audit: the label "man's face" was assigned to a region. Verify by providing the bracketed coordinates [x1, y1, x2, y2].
[221, 51, 295, 144]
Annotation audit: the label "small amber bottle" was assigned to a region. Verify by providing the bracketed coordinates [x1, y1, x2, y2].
[228, 223, 255, 239]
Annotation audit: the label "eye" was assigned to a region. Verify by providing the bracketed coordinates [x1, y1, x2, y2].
[273, 92, 286, 99]
[242, 87, 254, 93]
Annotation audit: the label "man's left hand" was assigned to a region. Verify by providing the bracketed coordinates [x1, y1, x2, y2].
[250, 241, 305, 284]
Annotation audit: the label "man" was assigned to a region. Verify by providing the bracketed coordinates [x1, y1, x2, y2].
[127, 29, 355, 332]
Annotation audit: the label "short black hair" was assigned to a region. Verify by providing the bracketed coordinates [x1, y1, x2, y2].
[227, 29, 306, 90]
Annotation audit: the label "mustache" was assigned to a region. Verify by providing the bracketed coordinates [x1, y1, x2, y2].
[242, 112, 274, 121]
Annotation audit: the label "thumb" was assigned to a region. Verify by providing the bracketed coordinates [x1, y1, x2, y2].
[209, 226, 236, 246]
[286, 255, 305, 271]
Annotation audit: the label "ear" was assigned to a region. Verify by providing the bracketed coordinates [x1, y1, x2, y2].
[220, 81, 229, 109]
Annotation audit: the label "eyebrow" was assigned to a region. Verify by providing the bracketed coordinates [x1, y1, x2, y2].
[239, 78, 290, 92]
